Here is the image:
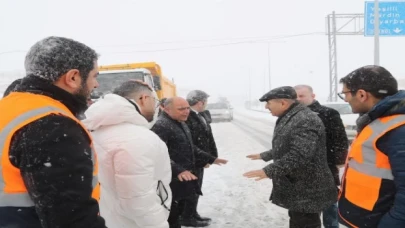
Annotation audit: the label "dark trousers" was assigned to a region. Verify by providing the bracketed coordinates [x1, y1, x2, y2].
[168, 200, 187, 228]
[181, 168, 204, 219]
[322, 202, 338, 228]
[288, 211, 321, 228]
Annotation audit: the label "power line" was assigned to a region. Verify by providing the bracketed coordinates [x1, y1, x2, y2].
[101, 32, 323, 54]
[0, 32, 323, 56]
[93, 32, 323, 48]
[0, 50, 27, 55]
[103, 40, 258, 54]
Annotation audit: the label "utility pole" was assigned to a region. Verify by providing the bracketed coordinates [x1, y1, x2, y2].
[374, 0, 380, 65]
[256, 41, 284, 92]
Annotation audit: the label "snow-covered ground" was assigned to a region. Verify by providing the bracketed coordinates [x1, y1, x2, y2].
[199, 108, 345, 228]
[231, 109, 276, 149]
[199, 121, 289, 228]
[234, 107, 277, 123]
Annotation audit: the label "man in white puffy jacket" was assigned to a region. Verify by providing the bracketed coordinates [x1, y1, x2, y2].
[83, 80, 172, 228]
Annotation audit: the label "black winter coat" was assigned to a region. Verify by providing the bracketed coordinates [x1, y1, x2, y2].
[308, 101, 348, 186]
[261, 103, 337, 213]
[200, 110, 212, 124]
[0, 76, 106, 228]
[185, 110, 218, 158]
[151, 112, 216, 200]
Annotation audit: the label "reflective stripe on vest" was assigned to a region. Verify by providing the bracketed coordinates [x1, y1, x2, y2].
[340, 114, 405, 212]
[0, 106, 99, 207]
[347, 115, 405, 180]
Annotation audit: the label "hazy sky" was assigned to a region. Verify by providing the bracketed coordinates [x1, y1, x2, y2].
[1, 0, 404, 102]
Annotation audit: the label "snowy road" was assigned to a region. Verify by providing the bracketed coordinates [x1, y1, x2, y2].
[231, 109, 275, 149]
[198, 108, 345, 228]
[198, 109, 289, 228]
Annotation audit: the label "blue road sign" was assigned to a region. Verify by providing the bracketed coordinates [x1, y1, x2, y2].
[364, 1, 405, 36]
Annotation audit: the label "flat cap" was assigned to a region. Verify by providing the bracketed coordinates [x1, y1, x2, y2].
[259, 86, 297, 102]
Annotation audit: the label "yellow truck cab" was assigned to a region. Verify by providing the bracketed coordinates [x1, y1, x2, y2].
[92, 62, 177, 100]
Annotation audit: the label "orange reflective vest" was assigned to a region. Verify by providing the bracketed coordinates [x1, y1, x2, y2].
[338, 114, 405, 227]
[0, 92, 100, 207]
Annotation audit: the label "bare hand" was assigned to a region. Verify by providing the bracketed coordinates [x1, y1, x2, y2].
[204, 164, 210, 168]
[246, 154, 261, 160]
[178, 171, 198, 182]
[243, 169, 268, 181]
[213, 158, 228, 165]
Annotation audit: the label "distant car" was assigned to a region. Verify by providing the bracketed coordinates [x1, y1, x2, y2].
[207, 102, 233, 122]
[322, 102, 358, 143]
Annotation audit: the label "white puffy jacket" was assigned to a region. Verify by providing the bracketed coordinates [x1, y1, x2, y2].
[83, 94, 172, 228]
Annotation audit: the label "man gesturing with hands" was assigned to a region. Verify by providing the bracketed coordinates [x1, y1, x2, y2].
[244, 86, 337, 228]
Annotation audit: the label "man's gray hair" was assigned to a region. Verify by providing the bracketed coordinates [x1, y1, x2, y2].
[25, 36, 99, 83]
[294, 84, 314, 93]
[186, 90, 209, 106]
[164, 97, 174, 107]
[113, 80, 152, 98]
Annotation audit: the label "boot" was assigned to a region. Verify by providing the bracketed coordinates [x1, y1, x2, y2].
[169, 223, 181, 228]
[195, 213, 212, 222]
[180, 218, 210, 227]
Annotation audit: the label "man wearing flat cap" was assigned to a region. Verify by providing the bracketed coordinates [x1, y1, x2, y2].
[244, 86, 337, 228]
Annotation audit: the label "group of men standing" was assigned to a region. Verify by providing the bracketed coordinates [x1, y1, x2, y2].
[1, 35, 405, 228]
[0, 36, 226, 228]
[152, 93, 228, 228]
[243, 65, 405, 228]
[244, 85, 347, 228]
[0, 37, 227, 228]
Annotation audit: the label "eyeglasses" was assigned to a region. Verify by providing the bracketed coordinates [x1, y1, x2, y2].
[157, 180, 170, 211]
[152, 97, 161, 104]
[140, 96, 161, 108]
[337, 90, 356, 100]
[148, 96, 161, 108]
